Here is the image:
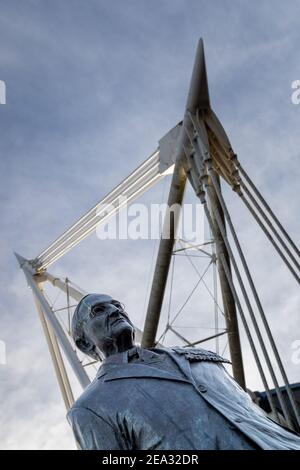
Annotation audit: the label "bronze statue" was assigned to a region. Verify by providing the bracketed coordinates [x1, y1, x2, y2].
[67, 294, 300, 450]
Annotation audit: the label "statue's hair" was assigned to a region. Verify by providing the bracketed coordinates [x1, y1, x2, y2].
[71, 295, 100, 360]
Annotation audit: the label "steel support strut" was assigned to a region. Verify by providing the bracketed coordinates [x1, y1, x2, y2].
[141, 160, 187, 347]
[33, 293, 74, 410]
[15, 254, 91, 389]
[207, 176, 246, 389]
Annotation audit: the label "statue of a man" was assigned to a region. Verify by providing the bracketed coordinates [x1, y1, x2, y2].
[67, 293, 300, 450]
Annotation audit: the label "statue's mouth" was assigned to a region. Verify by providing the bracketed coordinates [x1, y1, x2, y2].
[111, 317, 124, 326]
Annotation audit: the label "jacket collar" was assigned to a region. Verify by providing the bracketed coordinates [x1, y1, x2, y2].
[96, 346, 193, 384]
[98, 363, 191, 384]
[98, 346, 158, 367]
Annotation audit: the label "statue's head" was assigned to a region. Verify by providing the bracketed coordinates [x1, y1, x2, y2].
[71, 293, 135, 360]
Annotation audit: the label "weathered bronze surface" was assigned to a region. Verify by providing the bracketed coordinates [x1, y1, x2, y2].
[68, 294, 300, 450]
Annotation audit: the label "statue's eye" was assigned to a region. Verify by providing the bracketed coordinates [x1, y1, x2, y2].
[91, 305, 106, 316]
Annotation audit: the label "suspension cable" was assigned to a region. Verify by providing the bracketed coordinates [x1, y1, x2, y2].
[186, 116, 294, 426]
[202, 201, 280, 422]
[208, 168, 300, 428]
[237, 162, 300, 258]
[241, 193, 300, 284]
[188, 112, 300, 426]
[205, 184, 294, 428]
[240, 180, 300, 273]
[186, 142, 279, 419]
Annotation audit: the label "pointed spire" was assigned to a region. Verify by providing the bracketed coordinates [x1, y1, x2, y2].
[186, 38, 211, 113]
[14, 252, 28, 268]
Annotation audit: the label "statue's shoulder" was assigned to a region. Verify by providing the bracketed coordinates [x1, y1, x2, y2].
[170, 346, 231, 364]
[69, 377, 101, 411]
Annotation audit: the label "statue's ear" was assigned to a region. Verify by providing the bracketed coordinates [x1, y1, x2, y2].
[75, 338, 95, 356]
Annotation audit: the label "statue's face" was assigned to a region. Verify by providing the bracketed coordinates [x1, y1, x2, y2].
[82, 297, 135, 357]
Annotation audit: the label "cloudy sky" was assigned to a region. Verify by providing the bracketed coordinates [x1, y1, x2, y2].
[0, 0, 299, 450]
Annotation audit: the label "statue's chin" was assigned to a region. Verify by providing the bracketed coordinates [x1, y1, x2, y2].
[99, 324, 135, 357]
[113, 326, 134, 352]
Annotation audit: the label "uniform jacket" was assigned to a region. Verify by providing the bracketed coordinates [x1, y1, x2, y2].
[67, 346, 300, 450]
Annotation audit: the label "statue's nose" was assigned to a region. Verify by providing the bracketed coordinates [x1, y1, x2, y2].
[107, 305, 120, 317]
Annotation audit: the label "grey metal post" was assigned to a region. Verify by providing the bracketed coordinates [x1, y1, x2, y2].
[207, 176, 246, 389]
[186, 110, 246, 388]
[142, 161, 187, 347]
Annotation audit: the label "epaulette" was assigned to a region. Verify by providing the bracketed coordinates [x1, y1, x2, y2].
[172, 347, 231, 364]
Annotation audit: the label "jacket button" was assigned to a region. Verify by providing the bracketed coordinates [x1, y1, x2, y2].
[197, 385, 207, 393]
